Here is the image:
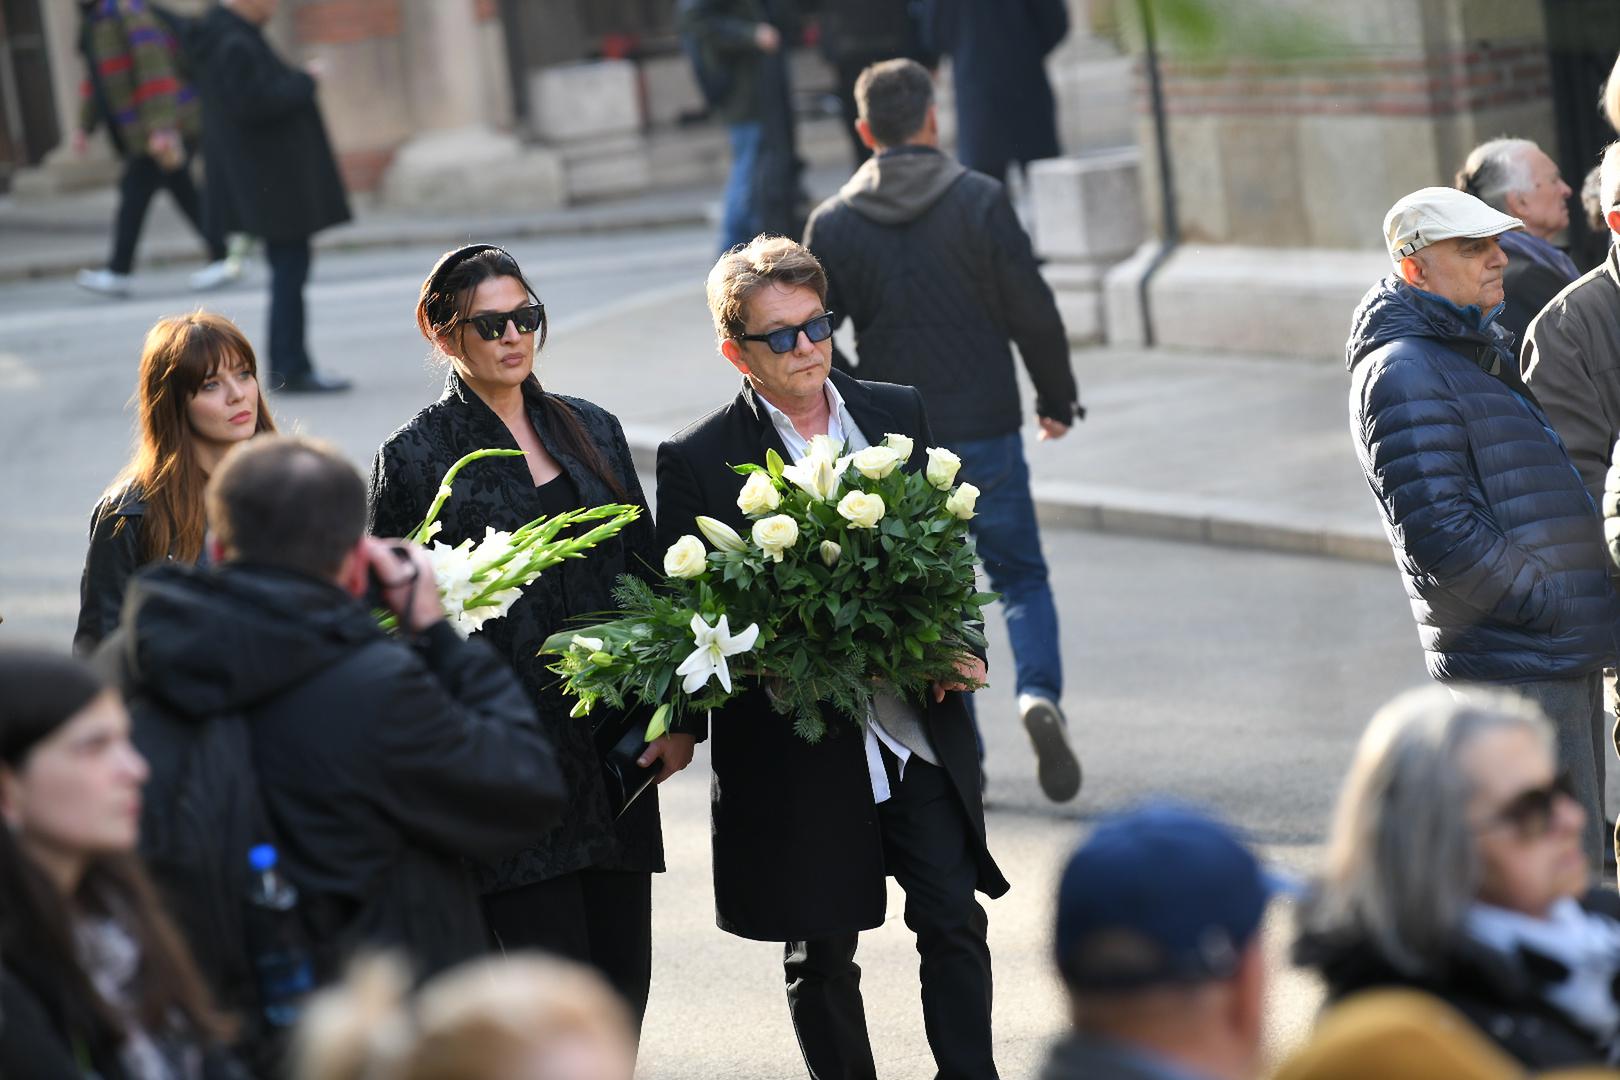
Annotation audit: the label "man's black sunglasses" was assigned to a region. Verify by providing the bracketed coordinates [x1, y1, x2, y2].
[1477, 770, 1577, 839]
[736, 312, 835, 354]
[461, 303, 544, 341]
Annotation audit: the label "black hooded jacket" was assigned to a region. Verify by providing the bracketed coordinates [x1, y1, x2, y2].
[803, 144, 1079, 443]
[99, 562, 566, 979]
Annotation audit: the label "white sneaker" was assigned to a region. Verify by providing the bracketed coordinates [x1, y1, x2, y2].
[76, 268, 132, 298]
[1019, 693, 1081, 803]
[189, 259, 240, 291]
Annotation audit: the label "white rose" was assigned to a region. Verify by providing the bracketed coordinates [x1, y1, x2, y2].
[819, 540, 842, 567]
[751, 514, 800, 562]
[736, 470, 782, 516]
[926, 447, 962, 490]
[882, 433, 914, 461]
[836, 491, 886, 529]
[695, 515, 747, 553]
[945, 482, 980, 520]
[663, 535, 707, 578]
[850, 445, 903, 480]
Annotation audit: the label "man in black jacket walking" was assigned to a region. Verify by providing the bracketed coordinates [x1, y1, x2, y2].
[189, 0, 351, 393]
[99, 436, 566, 982]
[805, 59, 1083, 803]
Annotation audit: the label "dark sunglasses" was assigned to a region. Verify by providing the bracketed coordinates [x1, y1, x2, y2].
[1477, 770, 1577, 839]
[736, 312, 835, 354]
[461, 303, 544, 341]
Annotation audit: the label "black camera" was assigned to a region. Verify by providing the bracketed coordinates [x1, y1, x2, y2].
[363, 543, 417, 611]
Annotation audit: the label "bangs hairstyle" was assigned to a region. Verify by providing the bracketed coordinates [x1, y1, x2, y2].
[706, 235, 828, 342]
[411, 244, 625, 500]
[109, 312, 276, 564]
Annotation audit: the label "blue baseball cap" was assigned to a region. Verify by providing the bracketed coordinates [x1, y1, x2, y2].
[1054, 802, 1295, 991]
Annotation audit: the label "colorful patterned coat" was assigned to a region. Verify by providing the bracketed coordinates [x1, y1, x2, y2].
[77, 0, 199, 159]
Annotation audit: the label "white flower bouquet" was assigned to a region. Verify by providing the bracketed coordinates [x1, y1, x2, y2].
[387, 448, 641, 638]
[542, 435, 993, 742]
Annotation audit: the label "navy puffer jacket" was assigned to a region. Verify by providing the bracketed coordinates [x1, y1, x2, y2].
[1347, 276, 1618, 682]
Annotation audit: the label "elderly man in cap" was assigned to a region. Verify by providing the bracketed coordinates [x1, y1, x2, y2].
[1347, 186, 1620, 872]
[1042, 803, 1282, 1080]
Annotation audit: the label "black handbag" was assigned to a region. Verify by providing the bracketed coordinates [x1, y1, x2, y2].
[593, 709, 658, 819]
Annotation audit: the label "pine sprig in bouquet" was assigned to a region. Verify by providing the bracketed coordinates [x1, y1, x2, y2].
[542, 434, 994, 742]
[388, 448, 641, 638]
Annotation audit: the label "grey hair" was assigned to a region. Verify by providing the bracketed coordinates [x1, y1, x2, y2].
[1297, 685, 1555, 977]
[1456, 138, 1538, 213]
[1601, 141, 1620, 218]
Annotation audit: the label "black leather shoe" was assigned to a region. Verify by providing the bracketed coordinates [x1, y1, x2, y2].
[275, 371, 353, 394]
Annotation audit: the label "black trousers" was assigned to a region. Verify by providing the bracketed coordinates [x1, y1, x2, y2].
[109, 152, 225, 274]
[483, 867, 653, 1032]
[784, 749, 995, 1080]
[264, 239, 313, 383]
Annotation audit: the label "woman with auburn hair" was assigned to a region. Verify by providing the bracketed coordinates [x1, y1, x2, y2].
[74, 312, 276, 655]
[0, 647, 241, 1078]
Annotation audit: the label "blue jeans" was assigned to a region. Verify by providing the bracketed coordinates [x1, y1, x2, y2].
[720, 122, 763, 254]
[957, 432, 1063, 706]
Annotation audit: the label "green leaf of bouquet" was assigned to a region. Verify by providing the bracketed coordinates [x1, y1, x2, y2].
[766, 448, 786, 480]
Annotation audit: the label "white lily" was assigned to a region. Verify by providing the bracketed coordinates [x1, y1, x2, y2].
[675, 613, 760, 695]
[695, 515, 747, 553]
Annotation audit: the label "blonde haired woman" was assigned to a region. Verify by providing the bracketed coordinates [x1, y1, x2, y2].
[297, 954, 634, 1080]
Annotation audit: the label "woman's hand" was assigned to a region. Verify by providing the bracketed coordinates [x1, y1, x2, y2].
[638, 732, 696, 783]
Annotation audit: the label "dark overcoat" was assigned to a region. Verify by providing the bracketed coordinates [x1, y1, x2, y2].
[655, 368, 1009, 941]
[187, 6, 350, 244]
[926, 0, 1068, 180]
[368, 373, 665, 890]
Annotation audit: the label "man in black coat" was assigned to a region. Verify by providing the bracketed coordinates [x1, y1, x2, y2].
[188, 0, 351, 393]
[805, 59, 1083, 803]
[924, 0, 1067, 183]
[656, 236, 1009, 1079]
[99, 436, 566, 981]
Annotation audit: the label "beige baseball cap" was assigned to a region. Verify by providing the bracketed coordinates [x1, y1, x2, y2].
[1383, 186, 1522, 265]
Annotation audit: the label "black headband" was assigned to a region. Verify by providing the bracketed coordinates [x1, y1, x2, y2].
[424, 243, 514, 302]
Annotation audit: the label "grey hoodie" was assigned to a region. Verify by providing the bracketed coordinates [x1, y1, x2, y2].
[837, 142, 968, 226]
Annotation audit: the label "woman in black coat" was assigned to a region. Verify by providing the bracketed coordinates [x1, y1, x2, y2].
[75, 313, 275, 656]
[1295, 685, 1620, 1069]
[367, 245, 691, 1034]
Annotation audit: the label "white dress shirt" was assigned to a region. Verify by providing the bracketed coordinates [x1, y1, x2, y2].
[753, 380, 920, 804]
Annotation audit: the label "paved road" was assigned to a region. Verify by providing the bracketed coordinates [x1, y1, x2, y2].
[0, 232, 1435, 1077]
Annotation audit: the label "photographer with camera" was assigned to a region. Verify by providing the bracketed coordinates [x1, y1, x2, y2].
[96, 435, 567, 1017]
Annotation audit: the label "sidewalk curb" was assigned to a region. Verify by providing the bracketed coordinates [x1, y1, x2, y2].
[622, 438, 1393, 567]
[0, 200, 710, 284]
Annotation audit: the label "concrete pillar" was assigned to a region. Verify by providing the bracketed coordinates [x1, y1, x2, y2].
[377, 0, 563, 208]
